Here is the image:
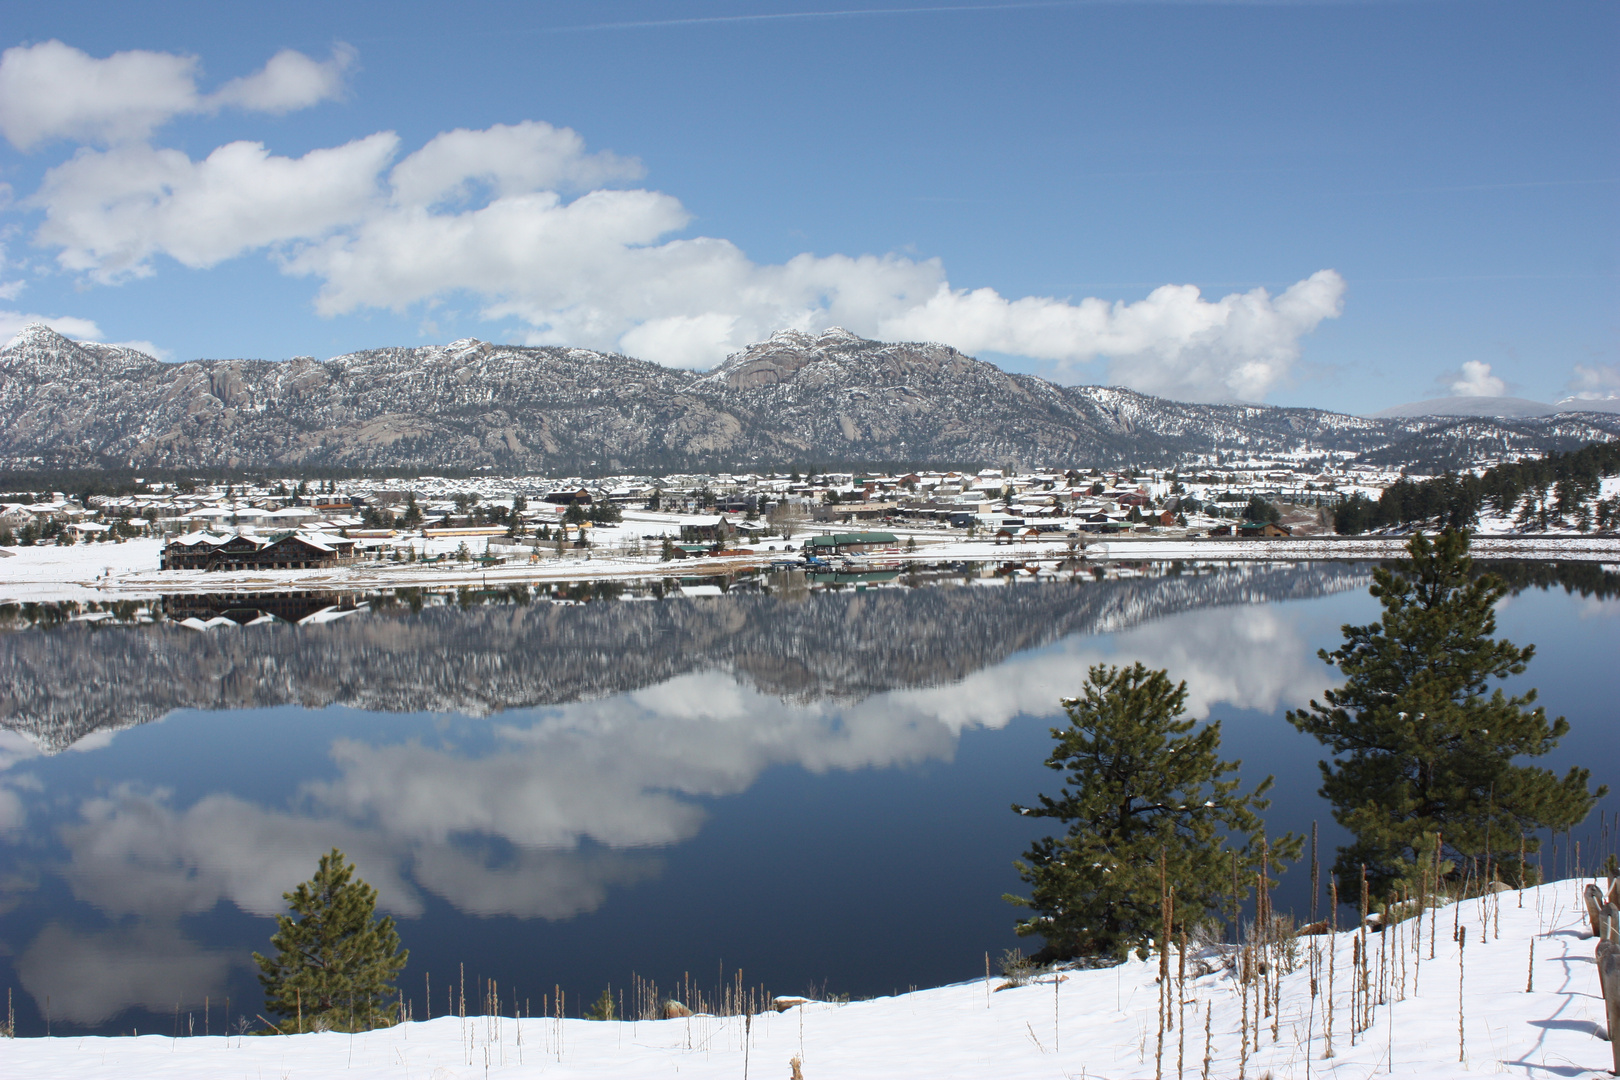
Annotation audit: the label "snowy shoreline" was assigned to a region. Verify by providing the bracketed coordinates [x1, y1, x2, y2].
[2, 533, 1618, 605]
[0, 879, 1611, 1078]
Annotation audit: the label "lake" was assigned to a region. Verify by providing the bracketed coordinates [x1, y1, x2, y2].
[0, 558, 1615, 1036]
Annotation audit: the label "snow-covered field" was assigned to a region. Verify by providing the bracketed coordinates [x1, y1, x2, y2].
[1, 880, 1614, 1078]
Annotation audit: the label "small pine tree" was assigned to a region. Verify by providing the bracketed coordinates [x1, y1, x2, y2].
[1289, 529, 1605, 895]
[585, 987, 616, 1021]
[253, 849, 407, 1032]
[1007, 662, 1298, 961]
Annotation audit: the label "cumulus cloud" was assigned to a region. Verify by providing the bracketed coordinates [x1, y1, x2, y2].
[15, 67, 1344, 399]
[1446, 359, 1506, 397]
[0, 312, 167, 357]
[1565, 362, 1620, 402]
[0, 40, 352, 150]
[389, 120, 644, 207]
[882, 271, 1347, 402]
[0, 40, 201, 149]
[33, 134, 398, 279]
[0, 309, 103, 341]
[209, 45, 355, 114]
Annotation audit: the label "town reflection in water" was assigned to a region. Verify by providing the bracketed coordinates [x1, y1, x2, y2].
[0, 559, 1613, 1033]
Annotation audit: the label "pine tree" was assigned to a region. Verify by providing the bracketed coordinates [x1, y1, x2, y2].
[253, 849, 408, 1033]
[1288, 529, 1605, 896]
[1007, 662, 1299, 962]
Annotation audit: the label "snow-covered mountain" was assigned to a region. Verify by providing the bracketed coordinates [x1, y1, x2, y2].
[1371, 395, 1560, 419]
[2, 324, 1616, 472]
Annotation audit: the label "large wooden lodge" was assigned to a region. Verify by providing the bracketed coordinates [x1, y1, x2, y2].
[160, 531, 360, 571]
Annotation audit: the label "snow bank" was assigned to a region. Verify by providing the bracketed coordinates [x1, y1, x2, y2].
[0, 880, 1612, 1078]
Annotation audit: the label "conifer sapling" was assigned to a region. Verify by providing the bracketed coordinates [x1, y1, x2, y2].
[253, 848, 408, 1033]
[1007, 662, 1300, 961]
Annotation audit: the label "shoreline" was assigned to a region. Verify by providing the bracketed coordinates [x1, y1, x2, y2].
[2, 533, 1617, 604]
[0, 879, 1606, 1078]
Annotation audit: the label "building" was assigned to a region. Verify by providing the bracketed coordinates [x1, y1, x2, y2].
[1237, 521, 1293, 538]
[804, 531, 899, 555]
[160, 531, 360, 571]
[680, 516, 736, 543]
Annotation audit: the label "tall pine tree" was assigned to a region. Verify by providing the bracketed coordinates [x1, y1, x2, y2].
[1007, 662, 1299, 961]
[1288, 529, 1604, 896]
[253, 849, 408, 1032]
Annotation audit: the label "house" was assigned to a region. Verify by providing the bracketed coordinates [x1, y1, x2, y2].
[543, 488, 593, 506]
[680, 516, 735, 543]
[1237, 521, 1293, 538]
[804, 531, 899, 555]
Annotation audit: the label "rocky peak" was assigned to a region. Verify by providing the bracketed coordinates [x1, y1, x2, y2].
[0, 323, 159, 378]
[707, 326, 954, 390]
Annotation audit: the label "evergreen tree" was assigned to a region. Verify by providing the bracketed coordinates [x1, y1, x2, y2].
[253, 849, 407, 1032]
[1288, 529, 1605, 896]
[1007, 662, 1299, 962]
[401, 493, 423, 528]
[585, 987, 616, 1021]
[1244, 494, 1281, 524]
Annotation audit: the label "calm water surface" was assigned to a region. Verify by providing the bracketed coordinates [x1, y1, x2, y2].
[0, 560, 1615, 1035]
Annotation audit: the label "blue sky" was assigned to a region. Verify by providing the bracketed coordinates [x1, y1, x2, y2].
[0, 0, 1613, 413]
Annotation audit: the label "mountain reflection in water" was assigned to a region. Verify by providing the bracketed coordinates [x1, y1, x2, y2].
[0, 559, 1612, 1035]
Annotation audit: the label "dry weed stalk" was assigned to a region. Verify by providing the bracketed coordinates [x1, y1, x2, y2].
[1201, 1001, 1212, 1080]
[1325, 880, 1336, 1060]
[1177, 930, 1187, 1079]
[1456, 926, 1467, 1065]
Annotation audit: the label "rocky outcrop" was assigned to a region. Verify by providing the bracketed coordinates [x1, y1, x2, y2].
[3, 324, 1615, 473]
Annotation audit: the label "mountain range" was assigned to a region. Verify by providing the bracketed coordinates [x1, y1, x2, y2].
[1, 324, 1616, 474]
[1371, 394, 1620, 420]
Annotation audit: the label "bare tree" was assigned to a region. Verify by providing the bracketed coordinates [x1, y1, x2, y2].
[769, 500, 807, 539]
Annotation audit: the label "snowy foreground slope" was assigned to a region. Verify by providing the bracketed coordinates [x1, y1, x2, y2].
[1, 879, 1613, 1079]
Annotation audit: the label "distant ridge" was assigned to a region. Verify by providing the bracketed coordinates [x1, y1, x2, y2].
[2, 324, 1618, 473]
[1553, 396, 1620, 415]
[1371, 395, 1559, 420]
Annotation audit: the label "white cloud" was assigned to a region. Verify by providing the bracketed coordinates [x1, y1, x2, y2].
[105, 338, 170, 360]
[0, 309, 103, 341]
[389, 120, 643, 207]
[33, 134, 399, 280]
[1565, 362, 1620, 402]
[0, 312, 167, 358]
[881, 271, 1347, 402]
[209, 45, 355, 114]
[0, 40, 352, 150]
[1446, 359, 1506, 397]
[20, 104, 1345, 400]
[0, 280, 23, 300]
[0, 40, 201, 150]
